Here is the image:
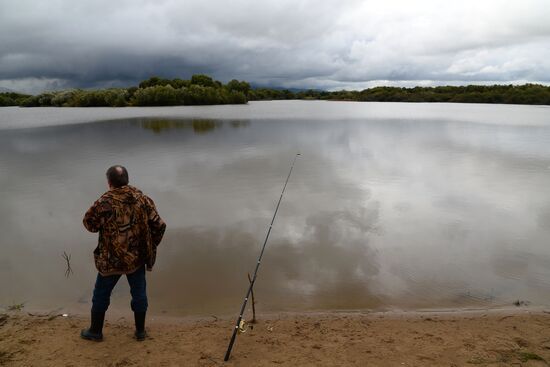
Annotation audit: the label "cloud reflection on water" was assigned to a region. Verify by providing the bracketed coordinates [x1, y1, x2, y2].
[152, 204, 381, 315]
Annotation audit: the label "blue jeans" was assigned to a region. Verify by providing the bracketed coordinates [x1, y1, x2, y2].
[91, 265, 148, 313]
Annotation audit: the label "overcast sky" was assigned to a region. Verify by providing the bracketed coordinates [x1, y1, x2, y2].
[1, 0, 549, 94]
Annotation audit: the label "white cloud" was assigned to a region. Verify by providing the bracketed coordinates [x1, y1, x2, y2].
[0, 77, 71, 94]
[0, 0, 549, 93]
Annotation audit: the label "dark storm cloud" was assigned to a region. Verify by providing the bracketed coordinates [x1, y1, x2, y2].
[1, 0, 549, 93]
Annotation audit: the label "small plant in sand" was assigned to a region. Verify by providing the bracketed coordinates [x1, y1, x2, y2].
[518, 352, 545, 363]
[7, 302, 24, 311]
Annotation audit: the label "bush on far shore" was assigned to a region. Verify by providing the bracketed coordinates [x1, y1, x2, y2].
[129, 84, 246, 106]
[0, 92, 31, 106]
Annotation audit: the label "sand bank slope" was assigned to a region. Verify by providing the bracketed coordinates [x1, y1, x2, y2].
[1, 309, 549, 366]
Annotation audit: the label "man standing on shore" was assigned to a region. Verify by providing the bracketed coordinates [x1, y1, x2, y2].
[81, 165, 166, 341]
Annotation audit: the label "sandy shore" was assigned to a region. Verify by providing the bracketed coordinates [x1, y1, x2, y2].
[1, 308, 550, 366]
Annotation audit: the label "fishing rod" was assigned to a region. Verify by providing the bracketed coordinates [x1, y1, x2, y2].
[223, 153, 300, 362]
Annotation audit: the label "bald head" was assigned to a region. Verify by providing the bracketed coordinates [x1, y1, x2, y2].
[106, 165, 129, 188]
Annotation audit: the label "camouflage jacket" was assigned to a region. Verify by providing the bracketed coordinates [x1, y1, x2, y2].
[83, 185, 166, 276]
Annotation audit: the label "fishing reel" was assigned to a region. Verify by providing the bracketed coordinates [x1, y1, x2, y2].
[238, 319, 248, 333]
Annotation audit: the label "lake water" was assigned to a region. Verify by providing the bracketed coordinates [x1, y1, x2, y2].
[1, 100, 550, 317]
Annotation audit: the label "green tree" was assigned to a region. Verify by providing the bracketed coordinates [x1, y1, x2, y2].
[226, 79, 251, 95]
[131, 85, 183, 106]
[190, 74, 216, 87]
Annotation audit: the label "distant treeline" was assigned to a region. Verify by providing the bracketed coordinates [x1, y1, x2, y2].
[0, 75, 249, 107]
[1, 76, 549, 107]
[249, 84, 550, 105]
[323, 84, 550, 105]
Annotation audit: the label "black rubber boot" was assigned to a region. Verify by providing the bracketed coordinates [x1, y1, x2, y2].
[134, 311, 146, 341]
[80, 311, 105, 341]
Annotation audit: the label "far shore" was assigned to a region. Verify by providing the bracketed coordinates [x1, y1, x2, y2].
[2, 306, 550, 366]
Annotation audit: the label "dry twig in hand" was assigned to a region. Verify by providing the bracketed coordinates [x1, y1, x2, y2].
[62, 251, 73, 278]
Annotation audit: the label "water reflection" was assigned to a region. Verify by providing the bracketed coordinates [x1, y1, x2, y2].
[136, 119, 245, 134]
[1, 104, 550, 316]
[153, 205, 381, 314]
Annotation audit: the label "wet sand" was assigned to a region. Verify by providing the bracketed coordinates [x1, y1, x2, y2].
[1, 308, 550, 366]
